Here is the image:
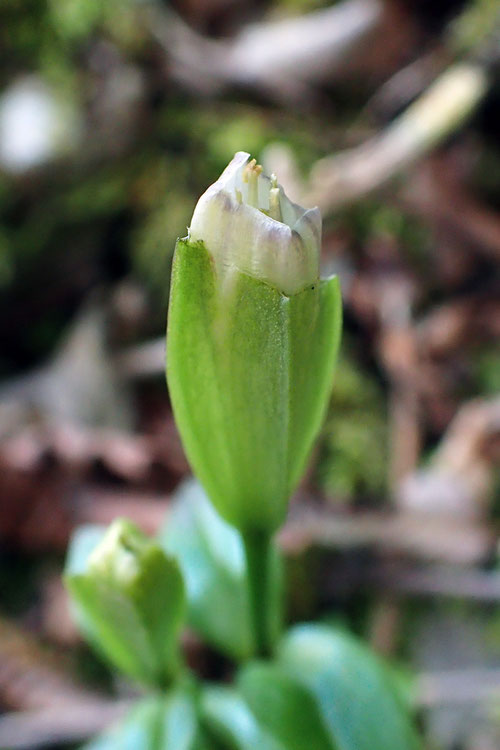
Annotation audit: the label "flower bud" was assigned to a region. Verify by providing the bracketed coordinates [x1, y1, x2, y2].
[65, 519, 185, 687]
[189, 151, 321, 295]
[167, 153, 341, 532]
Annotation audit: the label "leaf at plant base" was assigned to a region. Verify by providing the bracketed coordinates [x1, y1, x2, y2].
[82, 687, 200, 750]
[161, 479, 282, 661]
[238, 663, 335, 750]
[201, 685, 285, 750]
[277, 624, 421, 750]
[65, 519, 185, 687]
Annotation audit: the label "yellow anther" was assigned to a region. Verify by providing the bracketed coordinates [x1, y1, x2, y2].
[243, 158, 262, 208]
[243, 159, 263, 182]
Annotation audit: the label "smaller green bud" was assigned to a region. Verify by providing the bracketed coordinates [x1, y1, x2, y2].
[65, 519, 185, 688]
[87, 518, 150, 585]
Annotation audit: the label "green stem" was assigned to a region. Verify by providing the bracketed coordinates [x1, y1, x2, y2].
[242, 529, 273, 658]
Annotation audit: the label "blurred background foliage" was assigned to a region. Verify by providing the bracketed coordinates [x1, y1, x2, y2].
[0, 1, 499, 748]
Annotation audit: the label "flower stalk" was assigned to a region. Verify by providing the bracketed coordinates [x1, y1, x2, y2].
[242, 530, 273, 657]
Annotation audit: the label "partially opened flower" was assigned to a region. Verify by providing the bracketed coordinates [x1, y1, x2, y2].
[167, 152, 341, 533]
[189, 151, 321, 295]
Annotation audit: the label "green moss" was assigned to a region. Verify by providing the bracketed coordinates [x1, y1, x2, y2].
[315, 349, 387, 503]
[472, 348, 500, 396]
[131, 194, 192, 300]
[332, 200, 431, 267]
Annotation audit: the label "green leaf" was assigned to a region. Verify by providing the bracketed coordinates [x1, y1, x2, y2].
[82, 687, 200, 750]
[161, 479, 282, 661]
[201, 686, 285, 750]
[277, 624, 421, 750]
[65, 519, 186, 687]
[238, 663, 335, 750]
[166, 239, 341, 532]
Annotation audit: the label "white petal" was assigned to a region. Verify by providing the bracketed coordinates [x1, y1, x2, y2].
[188, 153, 322, 294]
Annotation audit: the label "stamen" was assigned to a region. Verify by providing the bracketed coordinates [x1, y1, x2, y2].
[268, 174, 282, 222]
[243, 158, 262, 208]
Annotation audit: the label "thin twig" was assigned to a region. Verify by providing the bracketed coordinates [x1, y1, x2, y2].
[322, 560, 500, 601]
[144, 0, 382, 100]
[305, 62, 488, 212]
[280, 504, 495, 565]
[417, 669, 500, 707]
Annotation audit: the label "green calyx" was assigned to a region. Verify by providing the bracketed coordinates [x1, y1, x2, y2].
[166, 238, 341, 533]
